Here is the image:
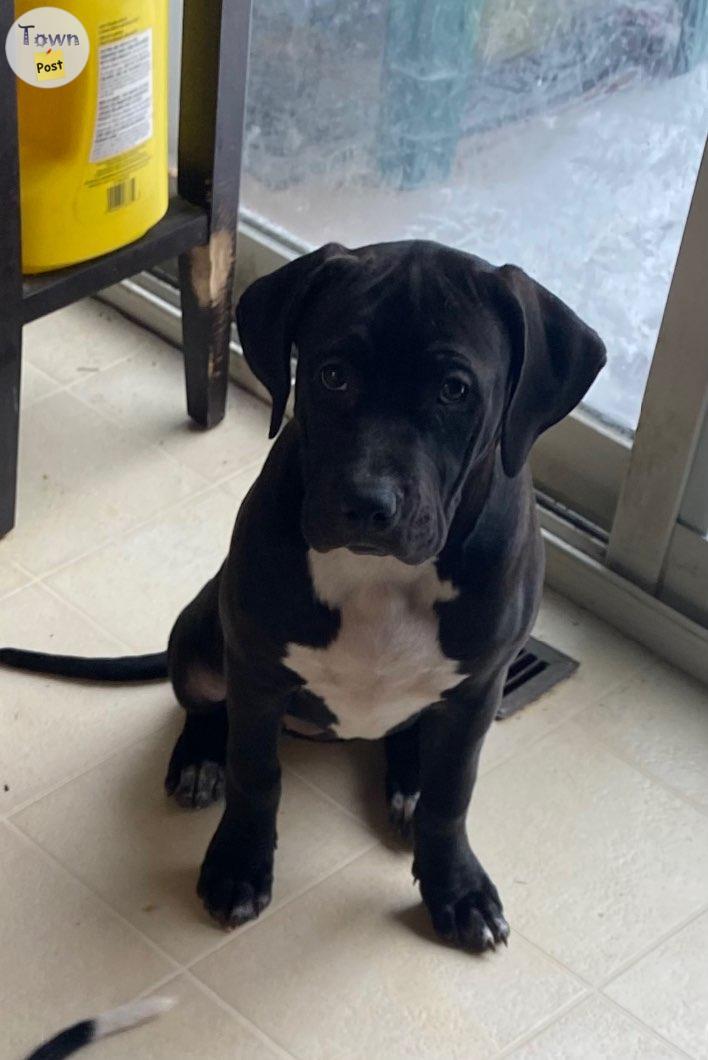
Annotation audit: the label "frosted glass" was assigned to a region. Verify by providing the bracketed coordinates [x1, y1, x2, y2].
[170, 0, 708, 432]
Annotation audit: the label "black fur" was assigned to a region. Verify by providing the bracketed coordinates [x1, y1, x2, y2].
[0, 240, 605, 952]
[24, 1019, 94, 1060]
[0, 648, 166, 682]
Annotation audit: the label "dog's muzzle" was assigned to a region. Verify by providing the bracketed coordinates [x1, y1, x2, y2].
[303, 482, 443, 564]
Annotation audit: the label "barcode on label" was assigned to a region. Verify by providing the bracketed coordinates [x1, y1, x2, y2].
[106, 178, 137, 211]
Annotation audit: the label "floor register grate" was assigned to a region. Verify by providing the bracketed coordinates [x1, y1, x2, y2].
[498, 637, 579, 720]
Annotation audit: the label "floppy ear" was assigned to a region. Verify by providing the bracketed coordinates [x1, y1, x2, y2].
[497, 264, 606, 477]
[235, 243, 354, 438]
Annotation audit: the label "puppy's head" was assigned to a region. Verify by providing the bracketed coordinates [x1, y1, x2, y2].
[237, 241, 605, 564]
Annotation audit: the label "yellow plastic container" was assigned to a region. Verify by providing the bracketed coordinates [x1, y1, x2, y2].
[14, 1, 169, 273]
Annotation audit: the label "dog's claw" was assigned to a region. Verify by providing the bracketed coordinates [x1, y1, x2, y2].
[492, 914, 511, 946]
[170, 760, 225, 809]
[388, 788, 419, 839]
[423, 873, 509, 954]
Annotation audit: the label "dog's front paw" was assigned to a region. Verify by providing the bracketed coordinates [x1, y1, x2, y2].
[419, 867, 509, 952]
[198, 843, 274, 930]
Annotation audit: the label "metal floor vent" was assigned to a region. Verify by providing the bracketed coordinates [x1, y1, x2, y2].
[497, 637, 578, 720]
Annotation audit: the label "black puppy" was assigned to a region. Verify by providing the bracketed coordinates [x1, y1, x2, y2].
[0, 241, 605, 951]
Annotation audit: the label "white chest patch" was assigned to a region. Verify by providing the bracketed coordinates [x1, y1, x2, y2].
[285, 550, 461, 740]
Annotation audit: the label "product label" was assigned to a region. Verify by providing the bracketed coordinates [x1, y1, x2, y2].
[81, 145, 152, 217]
[5, 6, 89, 88]
[90, 29, 153, 163]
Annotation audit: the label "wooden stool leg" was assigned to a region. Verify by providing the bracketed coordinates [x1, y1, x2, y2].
[177, 0, 253, 429]
[1, 0, 23, 538]
[178, 244, 234, 428]
[0, 335, 21, 539]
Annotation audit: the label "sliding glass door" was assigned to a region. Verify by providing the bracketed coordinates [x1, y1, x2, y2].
[229, 0, 707, 526]
[112, 0, 707, 670]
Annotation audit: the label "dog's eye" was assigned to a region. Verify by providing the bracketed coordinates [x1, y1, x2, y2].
[439, 376, 469, 404]
[320, 363, 348, 392]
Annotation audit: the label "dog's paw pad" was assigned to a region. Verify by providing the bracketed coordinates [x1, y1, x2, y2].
[388, 788, 419, 838]
[198, 864, 273, 929]
[168, 760, 224, 809]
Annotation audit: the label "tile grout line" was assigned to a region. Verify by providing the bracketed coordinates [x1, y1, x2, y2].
[9, 729, 596, 998]
[64, 364, 270, 488]
[5, 720, 177, 822]
[598, 898, 708, 990]
[6, 716, 701, 1060]
[496, 986, 691, 1058]
[470, 667, 644, 789]
[10, 657, 694, 1004]
[21, 364, 65, 408]
[9, 787, 695, 1060]
[131, 967, 186, 999]
[7, 359, 267, 584]
[36, 578, 166, 657]
[7, 765, 589, 1060]
[281, 760, 386, 833]
[23, 349, 136, 399]
[464, 879, 706, 1052]
[6, 452, 263, 589]
[187, 842, 378, 970]
[68, 386, 270, 487]
[28, 579, 148, 653]
[498, 881, 702, 1057]
[8, 744, 378, 973]
[12, 803, 378, 1047]
[0, 573, 40, 604]
[14, 786, 375, 966]
[3, 818, 183, 973]
[597, 990, 694, 1057]
[280, 671, 651, 837]
[182, 971, 297, 1060]
[572, 717, 708, 820]
[480, 700, 596, 778]
[117, 964, 298, 1060]
[495, 991, 593, 1057]
[61, 384, 218, 484]
[497, 919, 594, 989]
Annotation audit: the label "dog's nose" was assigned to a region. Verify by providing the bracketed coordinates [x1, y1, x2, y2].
[341, 484, 400, 534]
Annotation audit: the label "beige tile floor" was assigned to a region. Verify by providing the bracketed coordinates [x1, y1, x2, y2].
[1, 301, 707, 1060]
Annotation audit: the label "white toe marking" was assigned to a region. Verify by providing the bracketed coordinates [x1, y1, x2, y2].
[232, 902, 255, 920]
[390, 791, 405, 812]
[94, 996, 176, 1039]
[494, 916, 510, 939]
[403, 793, 420, 822]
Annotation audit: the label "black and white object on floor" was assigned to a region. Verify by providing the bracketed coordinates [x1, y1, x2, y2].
[24, 996, 176, 1060]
